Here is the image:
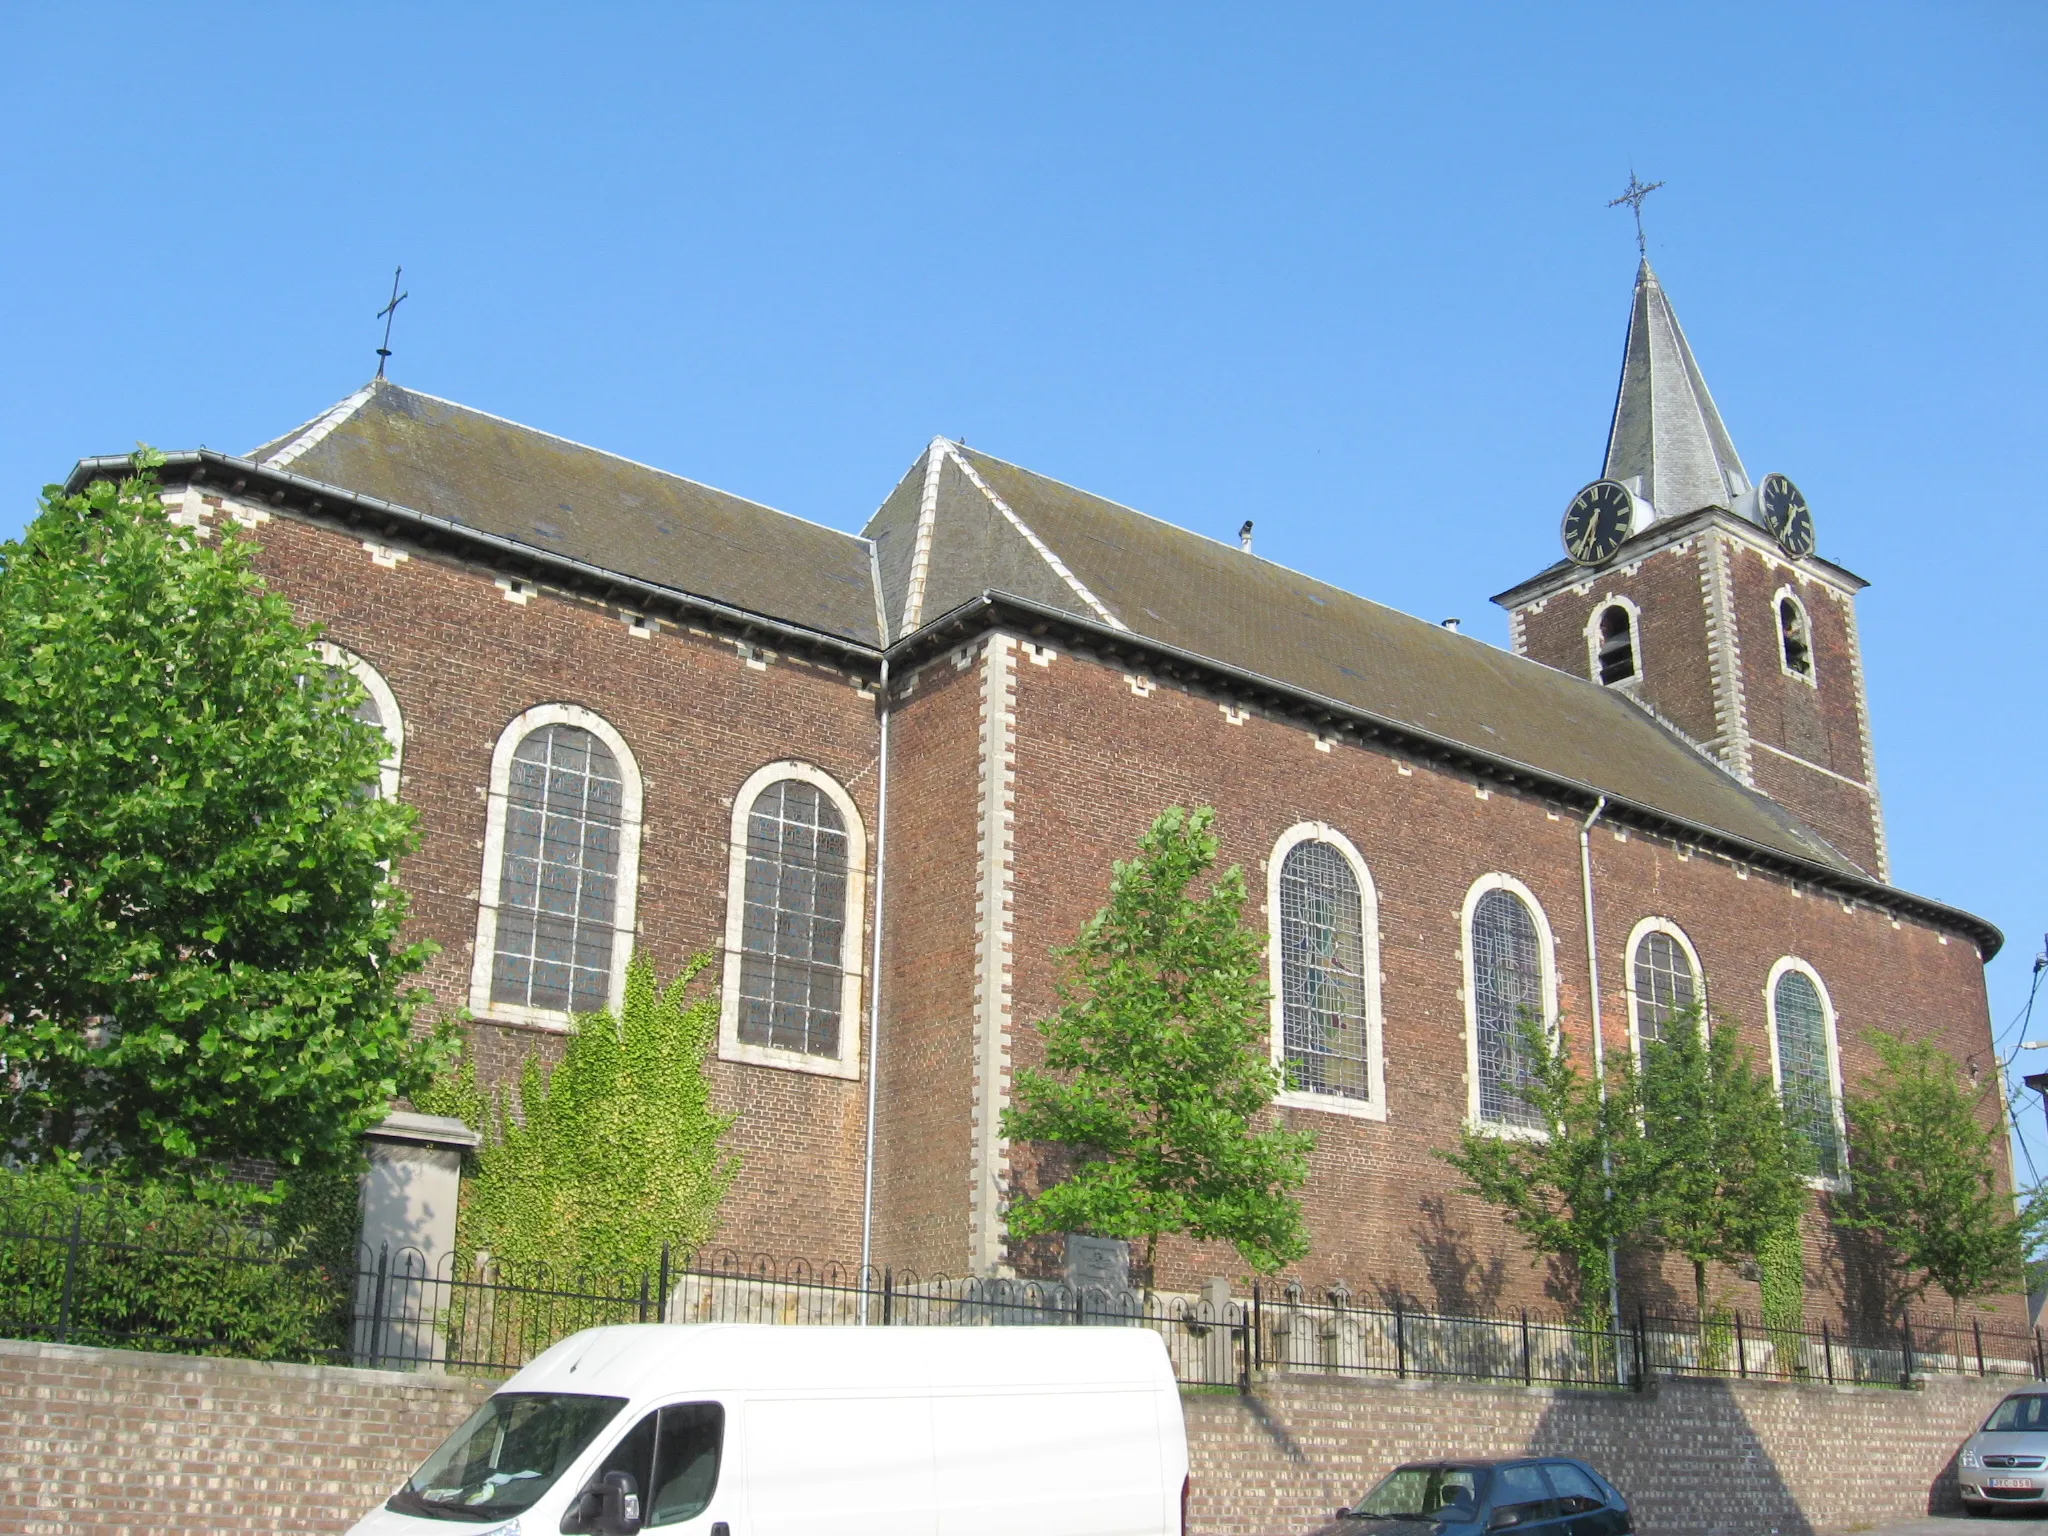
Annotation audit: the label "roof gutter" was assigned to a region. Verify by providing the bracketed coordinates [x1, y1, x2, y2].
[893, 589, 2003, 959]
[66, 451, 886, 667]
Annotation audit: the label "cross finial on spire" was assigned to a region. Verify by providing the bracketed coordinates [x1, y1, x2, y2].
[1606, 171, 1665, 258]
[374, 267, 408, 379]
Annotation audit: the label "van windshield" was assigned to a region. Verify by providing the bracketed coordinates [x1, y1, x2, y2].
[388, 1393, 627, 1522]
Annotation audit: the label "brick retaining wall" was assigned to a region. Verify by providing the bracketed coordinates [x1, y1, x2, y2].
[1185, 1370, 2013, 1536]
[0, 1339, 2018, 1536]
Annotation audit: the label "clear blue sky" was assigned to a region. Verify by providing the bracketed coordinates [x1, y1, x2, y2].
[6, 5, 2044, 1161]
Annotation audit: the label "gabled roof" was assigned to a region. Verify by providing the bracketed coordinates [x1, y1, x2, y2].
[864, 438, 1867, 878]
[247, 380, 883, 647]
[1603, 259, 1751, 520]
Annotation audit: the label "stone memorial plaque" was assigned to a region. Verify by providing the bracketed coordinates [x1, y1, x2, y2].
[1065, 1233, 1131, 1294]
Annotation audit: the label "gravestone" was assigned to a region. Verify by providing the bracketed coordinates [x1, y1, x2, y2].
[356, 1110, 480, 1365]
[1065, 1233, 1131, 1295]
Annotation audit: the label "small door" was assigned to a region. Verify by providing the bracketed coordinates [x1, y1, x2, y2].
[1541, 1462, 1624, 1536]
[1484, 1464, 1564, 1533]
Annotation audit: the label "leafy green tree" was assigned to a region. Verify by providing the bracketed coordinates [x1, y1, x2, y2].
[1440, 1015, 1641, 1325]
[0, 455, 441, 1184]
[1636, 1007, 1811, 1324]
[421, 954, 737, 1276]
[1839, 1031, 2024, 1327]
[1001, 806, 1315, 1280]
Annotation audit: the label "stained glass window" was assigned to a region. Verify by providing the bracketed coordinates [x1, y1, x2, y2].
[490, 724, 624, 1015]
[737, 780, 849, 1057]
[1278, 840, 1370, 1100]
[1632, 930, 1698, 1046]
[1473, 887, 1544, 1129]
[1773, 969, 1841, 1178]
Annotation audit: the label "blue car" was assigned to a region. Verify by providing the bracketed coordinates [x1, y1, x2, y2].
[1322, 1457, 1632, 1534]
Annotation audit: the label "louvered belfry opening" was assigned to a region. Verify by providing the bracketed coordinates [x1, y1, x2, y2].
[1596, 605, 1637, 686]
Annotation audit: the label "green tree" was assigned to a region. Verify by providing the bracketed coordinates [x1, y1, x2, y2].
[0, 456, 441, 1184]
[1839, 1031, 2024, 1328]
[1439, 1015, 1641, 1325]
[421, 954, 737, 1277]
[1636, 1007, 1811, 1325]
[1001, 806, 1316, 1280]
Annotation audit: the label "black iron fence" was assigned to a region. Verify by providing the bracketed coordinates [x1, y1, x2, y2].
[5, 1192, 2040, 1394]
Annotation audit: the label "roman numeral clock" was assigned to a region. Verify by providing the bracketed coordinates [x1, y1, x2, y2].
[1559, 479, 1637, 566]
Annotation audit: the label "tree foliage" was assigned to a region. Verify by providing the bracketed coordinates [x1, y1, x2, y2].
[419, 954, 737, 1277]
[0, 457, 441, 1182]
[1635, 1007, 1812, 1321]
[1439, 1016, 1637, 1323]
[1839, 1031, 2024, 1320]
[1001, 806, 1315, 1278]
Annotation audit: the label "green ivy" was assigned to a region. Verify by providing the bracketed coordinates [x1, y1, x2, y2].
[1758, 1223, 1807, 1334]
[418, 953, 738, 1279]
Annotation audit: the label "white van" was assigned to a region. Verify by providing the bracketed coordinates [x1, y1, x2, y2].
[347, 1324, 1190, 1536]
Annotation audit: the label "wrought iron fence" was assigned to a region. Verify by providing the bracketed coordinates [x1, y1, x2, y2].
[5, 1191, 2040, 1395]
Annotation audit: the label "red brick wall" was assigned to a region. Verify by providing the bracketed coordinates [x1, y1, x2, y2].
[1000, 640, 2012, 1326]
[222, 502, 884, 1263]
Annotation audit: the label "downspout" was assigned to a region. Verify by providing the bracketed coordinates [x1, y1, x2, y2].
[1579, 795, 1623, 1340]
[858, 657, 891, 1320]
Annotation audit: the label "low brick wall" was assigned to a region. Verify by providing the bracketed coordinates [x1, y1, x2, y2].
[0, 1338, 496, 1536]
[1185, 1370, 2013, 1536]
[0, 1338, 2019, 1536]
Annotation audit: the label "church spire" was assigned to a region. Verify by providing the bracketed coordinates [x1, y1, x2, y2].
[1602, 259, 1750, 519]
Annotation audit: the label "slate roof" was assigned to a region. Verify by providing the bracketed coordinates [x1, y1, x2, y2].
[249, 380, 883, 647]
[864, 439, 1867, 878]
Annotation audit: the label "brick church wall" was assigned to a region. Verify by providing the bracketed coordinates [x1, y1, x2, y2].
[221, 501, 885, 1264]
[997, 639, 2014, 1328]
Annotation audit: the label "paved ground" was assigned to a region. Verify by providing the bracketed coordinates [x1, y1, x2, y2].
[1820, 1517, 2048, 1534]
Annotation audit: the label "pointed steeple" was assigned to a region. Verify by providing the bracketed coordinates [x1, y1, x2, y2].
[1602, 260, 1750, 519]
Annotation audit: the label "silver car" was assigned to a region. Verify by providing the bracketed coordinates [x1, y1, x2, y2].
[1958, 1390, 2048, 1512]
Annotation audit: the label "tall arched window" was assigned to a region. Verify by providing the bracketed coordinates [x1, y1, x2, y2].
[317, 642, 403, 799]
[1465, 879, 1553, 1131]
[1629, 924, 1700, 1048]
[469, 706, 643, 1028]
[1268, 825, 1382, 1115]
[1778, 593, 1814, 681]
[1769, 962, 1843, 1180]
[1595, 604, 1637, 686]
[719, 762, 867, 1079]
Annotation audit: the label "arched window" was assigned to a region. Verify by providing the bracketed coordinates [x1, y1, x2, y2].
[1629, 924, 1700, 1048]
[719, 762, 867, 1078]
[1465, 880, 1553, 1131]
[1778, 594, 1814, 681]
[469, 706, 643, 1028]
[317, 642, 403, 799]
[1268, 825, 1382, 1115]
[1596, 604, 1637, 686]
[1769, 963, 1843, 1180]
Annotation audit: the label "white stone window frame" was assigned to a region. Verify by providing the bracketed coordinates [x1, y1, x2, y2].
[718, 759, 868, 1081]
[1265, 822, 1386, 1122]
[1763, 955, 1849, 1191]
[1622, 915, 1706, 1061]
[1583, 594, 1644, 690]
[467, 704, 644, 1033]
[1772, 585, 1818, 688]
[1460, 873, 1560, 1139]
[317, 642, 404, 800]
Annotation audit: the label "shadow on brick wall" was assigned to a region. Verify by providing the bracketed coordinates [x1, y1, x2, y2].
[1528, 1377, 1816, 1536]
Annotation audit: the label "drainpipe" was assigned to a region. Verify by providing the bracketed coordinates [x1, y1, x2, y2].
[1579, 795, 1623, 1340]
[858, 658, 892, 1320]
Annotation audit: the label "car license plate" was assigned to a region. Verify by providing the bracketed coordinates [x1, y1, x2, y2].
[1989, 1478, 2037, 1490]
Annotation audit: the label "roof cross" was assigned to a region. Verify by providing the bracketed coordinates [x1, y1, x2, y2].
[1606, 172, 1665, 257]
[375, 267, 409, 379]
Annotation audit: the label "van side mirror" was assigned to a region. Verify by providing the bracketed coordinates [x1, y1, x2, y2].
[575, 1471, 642, 1535]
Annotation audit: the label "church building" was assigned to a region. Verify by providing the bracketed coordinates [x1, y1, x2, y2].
[65, 260, 2009, 1324]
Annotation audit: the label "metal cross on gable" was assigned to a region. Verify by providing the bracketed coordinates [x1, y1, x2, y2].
[1607, 171, 1665, 257]
[375, 267, 408, 379]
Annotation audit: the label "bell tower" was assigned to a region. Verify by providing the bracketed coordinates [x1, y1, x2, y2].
[1493, 260, 1890, 880]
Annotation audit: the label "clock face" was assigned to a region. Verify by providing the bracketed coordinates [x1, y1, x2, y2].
[1759, 473, 1815, 557]
[1560, 480, 1635, 566]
